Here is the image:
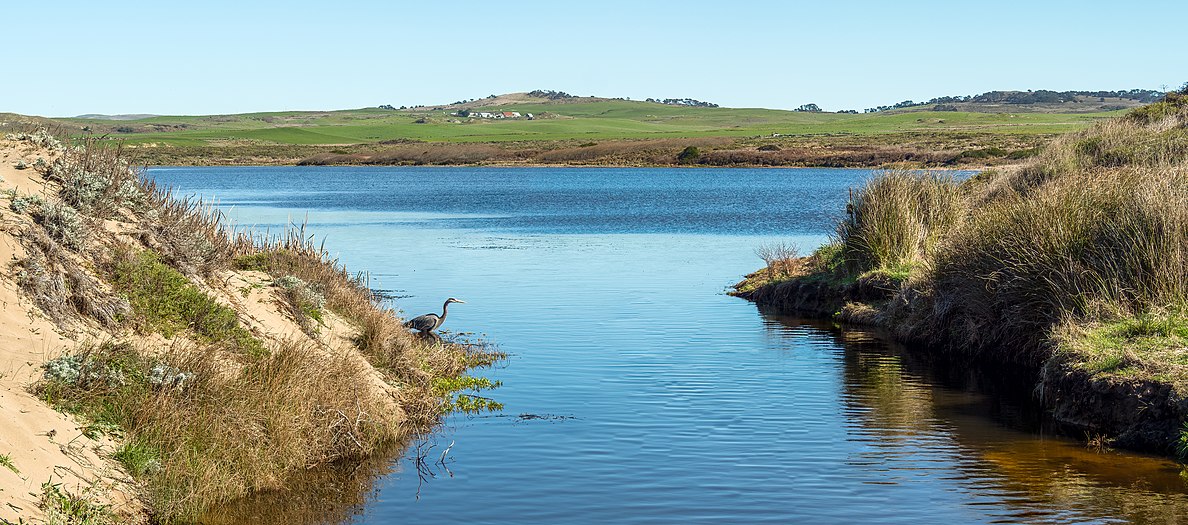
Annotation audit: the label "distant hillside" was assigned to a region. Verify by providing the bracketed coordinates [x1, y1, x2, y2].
[858, 89, 1167, 114]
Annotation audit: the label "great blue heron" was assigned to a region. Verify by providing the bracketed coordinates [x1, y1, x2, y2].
[404, 297, 465, 333]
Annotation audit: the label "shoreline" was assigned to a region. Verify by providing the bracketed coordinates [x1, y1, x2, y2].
[730, 269, 1187, 456]
[143, 161, 998, 171]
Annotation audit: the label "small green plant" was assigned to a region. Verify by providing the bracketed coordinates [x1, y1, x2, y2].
[232, 253, 272, 272]
[33, 201, 86, 250]
[39, 481, 113, 525]
[1177, 422, 1188, 462]
[114, 440, 161, 478]
[6, 129, 63, 150]
[9, 192, 45, 214]
[0, 453, 18, 475]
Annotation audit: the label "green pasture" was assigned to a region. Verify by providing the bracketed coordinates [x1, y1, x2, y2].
[59, 99, 1120, 147]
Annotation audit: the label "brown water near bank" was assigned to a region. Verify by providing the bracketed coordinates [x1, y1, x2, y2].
[823, 317, 1188, 523]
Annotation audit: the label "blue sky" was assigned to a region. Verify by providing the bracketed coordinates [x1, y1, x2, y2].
[4, 1, 1185, 116]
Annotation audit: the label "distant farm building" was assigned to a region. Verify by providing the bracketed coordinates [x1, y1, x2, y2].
[463, 111, 525, 119]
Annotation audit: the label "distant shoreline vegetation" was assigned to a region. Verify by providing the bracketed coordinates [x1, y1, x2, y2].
[854, 88, 1167, 114]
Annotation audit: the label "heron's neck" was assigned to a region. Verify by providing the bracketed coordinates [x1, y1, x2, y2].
[440, 301, 450, 319]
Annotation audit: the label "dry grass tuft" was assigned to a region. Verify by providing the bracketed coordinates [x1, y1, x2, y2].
[136, 180, 240, 277]
[16, 226, 129, 328]
[836, 170, 964, 276]
[754, 242, 802, 280]
[36, 340, 402, 521]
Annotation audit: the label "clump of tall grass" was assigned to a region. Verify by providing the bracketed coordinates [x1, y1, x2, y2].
[44, 137, 144, 218]
[35, 340, 402, 521]
[836, 170, 964, 278]
[928, 165, 1188, 358]
[136, 181, 240, 277]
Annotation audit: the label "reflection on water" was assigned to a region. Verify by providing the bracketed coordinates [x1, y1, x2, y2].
[150, 167, 1188, 524]
[201, 449, 393, 524]
[800, 316, 1188, 524]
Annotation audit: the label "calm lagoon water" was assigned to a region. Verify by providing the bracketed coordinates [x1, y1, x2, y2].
[149, 166, 1188, 524]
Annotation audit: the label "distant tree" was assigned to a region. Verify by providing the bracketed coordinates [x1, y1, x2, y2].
[677, 146, 701, 164]
[794, 103, 822, 112]
[457, 109, 471, 117]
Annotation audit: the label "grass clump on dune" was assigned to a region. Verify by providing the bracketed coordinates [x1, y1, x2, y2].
[36, 340, 402, 521]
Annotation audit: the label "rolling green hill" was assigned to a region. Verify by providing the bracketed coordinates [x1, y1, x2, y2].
[58, 97, 1121, 146]
[31, 94, 1131, 166]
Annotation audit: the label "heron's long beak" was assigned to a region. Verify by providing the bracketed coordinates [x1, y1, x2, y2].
[455, 299, 466, 303]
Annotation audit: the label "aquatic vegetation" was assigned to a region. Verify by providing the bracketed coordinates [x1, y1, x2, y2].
[432, 375, 503, 414]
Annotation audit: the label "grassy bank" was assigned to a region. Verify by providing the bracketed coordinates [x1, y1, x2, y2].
[0, 129, 502, 522]
[733, 88, 1188, 455]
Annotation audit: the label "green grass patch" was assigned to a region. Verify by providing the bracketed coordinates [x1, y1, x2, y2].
[114, 439, 161, 478]
[1059, 310, 1188, 378]
[0, 453, 18, 475]
[108, 249, 265, 355]
[58, 100, 1118, 150]
[232, 252, 272, 272]
[859, 260, 916, 285]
